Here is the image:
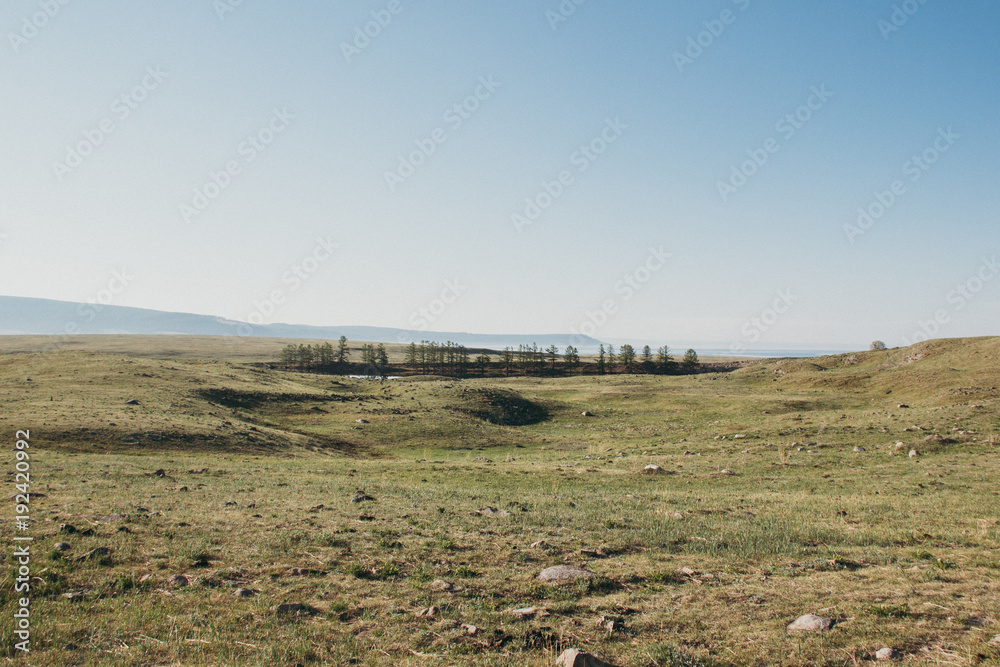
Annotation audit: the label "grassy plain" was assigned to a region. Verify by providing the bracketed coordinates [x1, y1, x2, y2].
[1, 336, 999, 666]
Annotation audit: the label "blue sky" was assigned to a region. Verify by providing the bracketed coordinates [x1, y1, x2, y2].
[1, 0, 998, 352]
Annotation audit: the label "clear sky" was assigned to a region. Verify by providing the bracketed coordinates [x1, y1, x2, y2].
[1, 1, 998, 352]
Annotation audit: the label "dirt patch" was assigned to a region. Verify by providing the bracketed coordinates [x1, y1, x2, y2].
[454, 388, 549, 426]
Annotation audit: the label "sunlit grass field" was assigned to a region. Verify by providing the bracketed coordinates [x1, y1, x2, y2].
[1, 336, 998, 666]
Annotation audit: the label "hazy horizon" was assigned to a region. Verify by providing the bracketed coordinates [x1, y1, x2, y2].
[2, 2, 997, 352]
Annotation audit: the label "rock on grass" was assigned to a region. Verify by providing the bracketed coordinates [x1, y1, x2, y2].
[787, 614, 833, 631]
[538, 565, 596, 582]
[555, 648, 617, 667]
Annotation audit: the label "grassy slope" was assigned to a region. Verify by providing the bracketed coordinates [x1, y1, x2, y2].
[0, 337, 998, 666]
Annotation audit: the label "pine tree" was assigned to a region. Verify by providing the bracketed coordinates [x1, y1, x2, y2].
[597, 344, 606, 374]
[620, 344, 636, 373]
[501, 347, 515, 376]
[682, 348, 700, 371]
[607, 345, 617, 373]
[405, 342, 418, 367]
[657, 345, 676, 374]
[336, 336, 350, 366]
[546, 344, 559, 371]
[641, 345, 653, 373]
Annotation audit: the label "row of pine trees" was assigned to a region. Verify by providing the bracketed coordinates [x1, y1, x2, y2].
[278, 337, 700, 378]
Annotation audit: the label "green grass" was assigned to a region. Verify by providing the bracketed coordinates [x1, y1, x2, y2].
[0, 335, 999, 665]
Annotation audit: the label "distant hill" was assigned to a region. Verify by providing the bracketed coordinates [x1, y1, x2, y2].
[0, 295, 605, 352]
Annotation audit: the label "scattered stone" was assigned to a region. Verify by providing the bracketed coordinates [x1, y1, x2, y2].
[853, 446, 866, 452]
[233, 588, 256, 598]
[897, 404, 909, 409]
[54, 542, 71, 551]
[125, 399, 140, 405]
[787, 614, 833, 632]
[719, 469, 734, 476]
[461, 623, 479, 636]
[642, 465, 664, 474]
[669, 511, 685, 520]
[63, 643, 79, 651]
[351, 492, 374, 503]
[168, 574, 189, 588]
[510, 606, 546, 620]
[909, 449, 919, 458]
[62, 590, 86, 600]
[59, 523, 78, 535]
[555, 648, 617, 667]
[537, 565, 596, 582]
[153, 469, 166, 477]
[192, 556, 211, 568]
[189, 468, 208, 474]
[76, 547, 112, 562]
[475, 507, 511, 517]
[416, 606, 439, 617]
[428, 579, 456, 591]
[580, 548, 608, 558]
[355, 419, 369, 424]
[139, 574, 155, 583]
[733, 434, 746, 439]
[581, 411, 593, 417]
[677, 567, 697, 576]
[875, 647, 899, 660]
[275, 603, 315, 616]
[223, 501, 237, 507]
[473, 456, 493, 462]
[530, 540, 550, 549]
[178, 486, 189, 492]
[891, 441, 906, 454]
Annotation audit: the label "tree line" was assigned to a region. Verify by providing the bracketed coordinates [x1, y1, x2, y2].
[277, 337, 701, 378]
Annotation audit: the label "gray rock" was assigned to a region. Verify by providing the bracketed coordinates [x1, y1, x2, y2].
[355, 419, 369, 424]
[168, 574, 189, 588]
[351, 492, 374, 503]
[909, 449, 919, 458]
[538, 565, 596, 582]
[125, 399, 140, 405]
[75, 547, 112, 562]
[642, 465, 664, 474]
[475, 507, 511, 517]
[555, 648, 617, 667]
[510, 606, 545, 620]
[581, 411, 593, 417]
[54, 542, 71, 551]
[875, 647, 898, 660]
[787, 614, 833, 631]
[233, 588, 255, 598]
[853, 446, 866, 452]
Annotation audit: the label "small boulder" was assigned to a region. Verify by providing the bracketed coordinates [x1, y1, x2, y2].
[787, 614, 833, 632]
[642, 465, 664, 474]
[475, 507, 511, 517]
[54, 542, 71, 551]
[355, 419, 369, 424]
[168, 574, 189, 588]
[581, 411, 593, 417]
[233, 588, 255, 598]
[909, 449, 919, 458]
[555, 648, 617, 667]
[853, 446, 866, 453]
[461, 623, 478, 636]
[416, 606, 439, 617]
[510, 606, 545, 620]
[351, 492, 374, 503]
[875, 647, 898, 660]
[76, 547, 112, 562]
[125, 399, 140, 405]
[538, 565, 596, 583]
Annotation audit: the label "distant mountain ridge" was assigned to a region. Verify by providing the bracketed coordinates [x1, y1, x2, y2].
[0, 296, 605, 352]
